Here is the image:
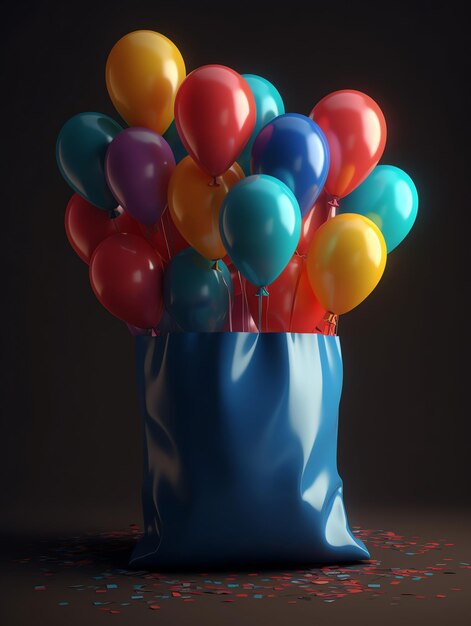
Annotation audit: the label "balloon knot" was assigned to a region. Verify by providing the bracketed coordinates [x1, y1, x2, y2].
[213, 259, 221, 272]
[209, 176, 220, 187]
[256, 286, 269, 297]
[109, 208, 120, 219]
[328, 196, 340, 209]
[322, 311, 338, 336]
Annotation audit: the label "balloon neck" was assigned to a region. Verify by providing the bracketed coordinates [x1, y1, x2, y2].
[209, 176, 220, 187]
[109, 208, 120, 219]
[256, 286, 269, 297]
[213, 259, 221, 272]
[316, 311, 338, 336]
[328, 196, 340, 211]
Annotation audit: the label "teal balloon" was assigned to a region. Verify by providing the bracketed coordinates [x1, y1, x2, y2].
[340, 165, 419, 252]
[164, 248, 233, 332]
[237, 74, 285, 175]
[220, 175, 301, 289]
[56, 112, 123, 211]
[163, 119, 188, 163]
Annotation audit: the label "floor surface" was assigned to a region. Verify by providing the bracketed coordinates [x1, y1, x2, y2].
[1, 508, 469, 625]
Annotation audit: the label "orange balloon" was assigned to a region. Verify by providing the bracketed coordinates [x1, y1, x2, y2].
[106, 30, 186, 135]
[168, 156, 244, 260]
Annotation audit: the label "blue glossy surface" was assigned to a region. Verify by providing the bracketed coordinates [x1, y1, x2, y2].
[56, 112, 123, 211]
[237, 74, 285, 175]
[220, 175, 301, 289]
[251, 113, 330, 216]
[131, 332, 369, 568]
[339, 165, 419, 252]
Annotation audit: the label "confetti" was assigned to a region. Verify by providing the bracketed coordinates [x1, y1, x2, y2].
[13, 524, 469, 612]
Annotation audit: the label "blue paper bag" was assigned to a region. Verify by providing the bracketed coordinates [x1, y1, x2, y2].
[130, 332, 369, 568]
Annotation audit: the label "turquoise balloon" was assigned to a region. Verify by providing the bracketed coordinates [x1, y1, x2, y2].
[163, 119, 188, 164]
[56, 112, 123, 211]
[339, 165, 419, 252]
[164, 248, 233, 332]
[220, 175, 301, 290]
[237, 74, 285, 175]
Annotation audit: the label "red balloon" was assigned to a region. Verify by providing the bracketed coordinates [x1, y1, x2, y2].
[174, 65, 256, 177]
[310, 90, 387, 198]
[139, 209, 189, 264]
[65, 194, 141, 264]
[297, 190, 336, 256]
[90, 233, 164, 329]
[247, 256, 325, 332]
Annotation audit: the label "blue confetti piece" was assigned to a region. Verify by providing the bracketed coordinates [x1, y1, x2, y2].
[368, 584, 380, 588]
[412, 577, 421, 581]
[405, 552, 415, 555]
[107, 584, 118, 589]
[131, 595, 144, 599]
[58, 602, 69, 607]
[227, 584, 239, 588]
[133, 584, 143, 589]
[425, 572, 433, 576]
[254, 594, 263, 599]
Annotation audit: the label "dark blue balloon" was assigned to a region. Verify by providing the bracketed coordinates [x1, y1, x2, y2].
[163, 119, 188, 164]
[251, 113, 330, 217]
[56, 112, 123, 211]
[164, 248, 233, 332]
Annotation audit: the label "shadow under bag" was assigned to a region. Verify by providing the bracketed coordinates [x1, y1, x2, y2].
[130, 332, 369, 568]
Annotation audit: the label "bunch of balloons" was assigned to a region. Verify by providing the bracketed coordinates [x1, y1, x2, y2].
[57, 30, 418, 335]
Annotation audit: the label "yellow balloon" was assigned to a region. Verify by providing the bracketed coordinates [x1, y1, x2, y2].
[307, 213, 387, 315]
[106, 30, 186, 135]
[169, 157, 244, 260]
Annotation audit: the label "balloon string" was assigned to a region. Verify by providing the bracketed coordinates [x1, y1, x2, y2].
[241, 274, 250, 332]
[160, 207, 171, 262]
[288, 259, 303, 332]
[265, 293, 270, 333]
[220, 268, 233, 332]
[237, 271, 245, 332]
[258, 293, 263, 333]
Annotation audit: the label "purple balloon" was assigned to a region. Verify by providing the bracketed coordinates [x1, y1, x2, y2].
[105, 128, 175, 225]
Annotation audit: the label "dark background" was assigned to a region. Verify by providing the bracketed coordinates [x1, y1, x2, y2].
[0, 0, 469, 534]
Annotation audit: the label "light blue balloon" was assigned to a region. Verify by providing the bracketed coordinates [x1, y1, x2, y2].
[163, 119, 188, 164]
[237, 74, 285, 175]
[220, 175, 301, 290]
[339, 165, 419, 252]
[164, 248, 233, 332]
[56, 112, 123, 210]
